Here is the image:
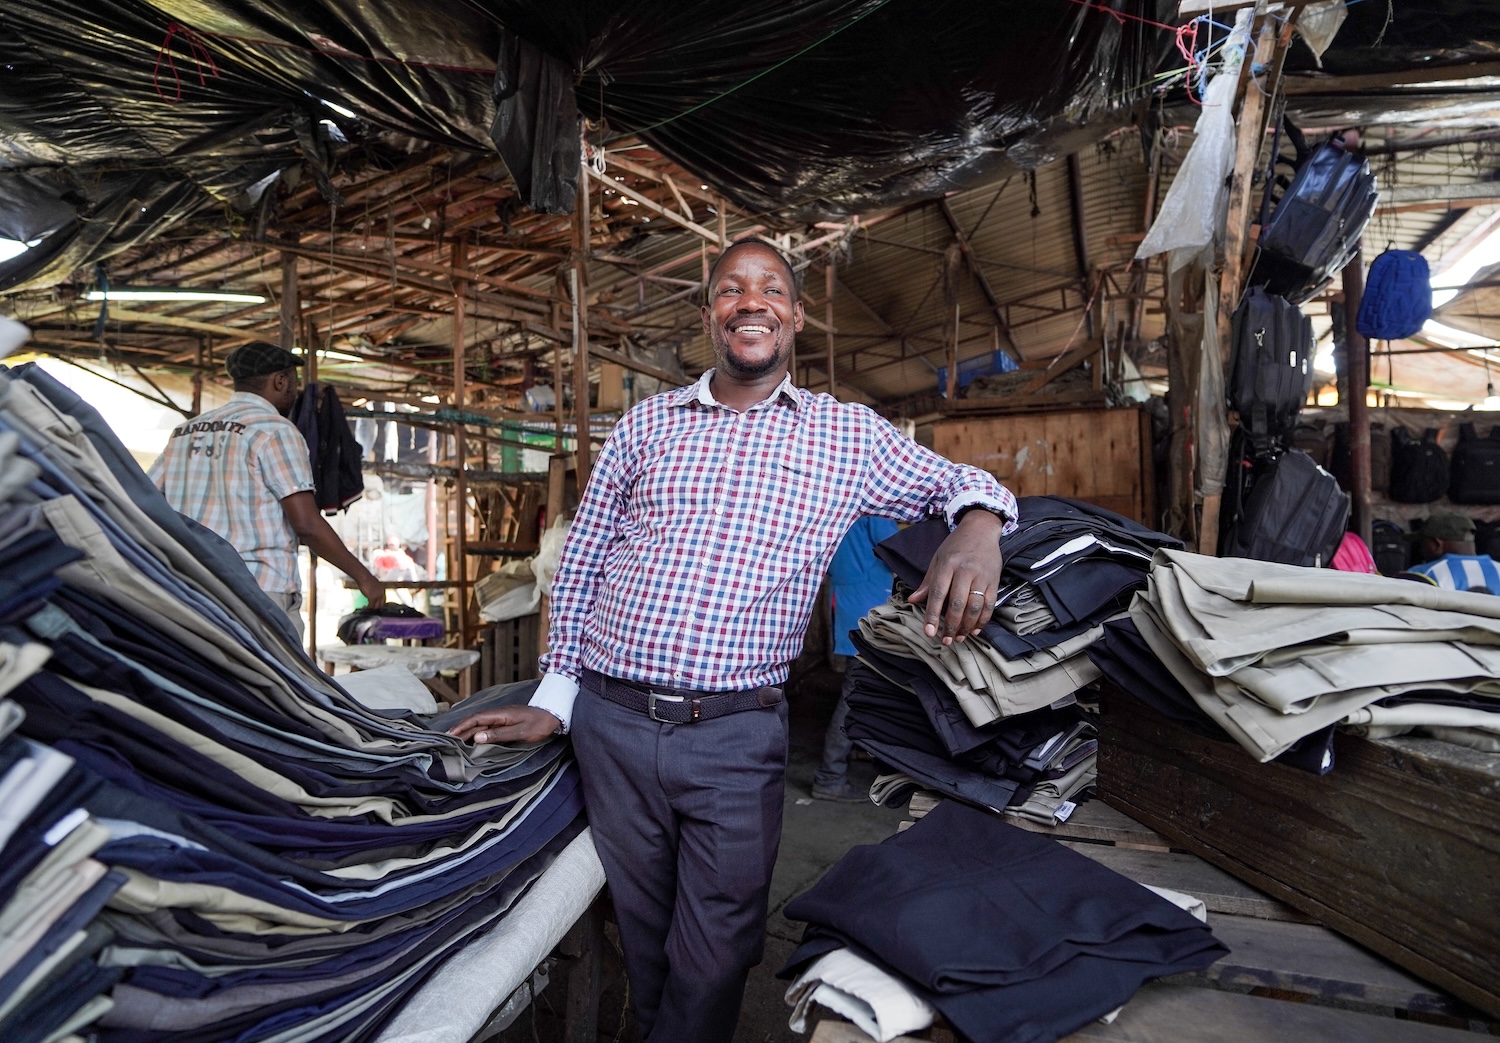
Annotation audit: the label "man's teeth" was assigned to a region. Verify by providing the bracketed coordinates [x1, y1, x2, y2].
[734, 325, 771, 334]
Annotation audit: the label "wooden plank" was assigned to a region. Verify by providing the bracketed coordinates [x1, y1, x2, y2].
[1062, 983, 1479, 1041]
[931, 408, 1146, 522]
[1283, 59, 1500, 95]
[1008, 800, 1169, 849]
[810, 1023, 927, 1043]
[1097, 688, 1500, 1018]
[1059, 842, 1310, 922]
[1197, 914, 1465, 1015]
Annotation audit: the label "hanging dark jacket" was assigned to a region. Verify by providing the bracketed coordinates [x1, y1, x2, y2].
[288, 382, 364, 513]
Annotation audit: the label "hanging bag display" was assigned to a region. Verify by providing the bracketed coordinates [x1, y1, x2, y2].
[1369, 519, 1410, 575]
[1251, 137, 1377, 303]
[1228, 286, 1315, 451]
[1223, 446, 1349, 568]
[1357, 250, 1432, 340]
[1388, 428, 1449, 503]
[1448, 422, 1500, 504]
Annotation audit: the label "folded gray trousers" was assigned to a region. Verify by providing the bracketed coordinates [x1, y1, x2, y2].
[859, 600, 1101, 725]
[1132, 551, 1500, 762]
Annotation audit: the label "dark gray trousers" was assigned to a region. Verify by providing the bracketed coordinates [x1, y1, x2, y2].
[571, 675, 789, 1043]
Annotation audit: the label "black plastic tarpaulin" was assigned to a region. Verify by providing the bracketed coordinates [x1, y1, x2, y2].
[3, 0, 1500, 292]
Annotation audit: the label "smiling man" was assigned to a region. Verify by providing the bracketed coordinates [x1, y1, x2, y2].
[447, 237, 1017, 1042]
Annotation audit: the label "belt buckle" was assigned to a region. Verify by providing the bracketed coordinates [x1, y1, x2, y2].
[647, 690, 685, 723]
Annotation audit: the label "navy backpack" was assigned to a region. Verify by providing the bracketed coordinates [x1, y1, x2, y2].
[1357, 250, 1432, 340]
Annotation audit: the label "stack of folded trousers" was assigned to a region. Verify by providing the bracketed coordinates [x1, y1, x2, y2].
[1131, 549, 1500, 761]
[779, 800, 1228, 1043]
[0, 366, 587, 1042]
[832, 498, 1181, 822]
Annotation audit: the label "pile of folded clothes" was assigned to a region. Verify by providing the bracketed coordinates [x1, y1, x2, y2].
[837, 498, 1180, 824]
[780, 800, 1227, 1043]
[0, 364, 584, 1042]
[1118, 549, 1500, 766]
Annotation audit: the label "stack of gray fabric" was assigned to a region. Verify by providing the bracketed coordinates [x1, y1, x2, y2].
[1132, 549, 1500, 761]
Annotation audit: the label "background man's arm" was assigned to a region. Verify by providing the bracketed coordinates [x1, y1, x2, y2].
[280, 491, 385, 606]
[449, 417, 635, 745]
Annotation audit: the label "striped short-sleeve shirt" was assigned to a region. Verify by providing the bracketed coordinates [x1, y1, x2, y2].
[538, 371, 1017, 693]
[148, 392, 315, 594]
[1408, 554, 1500, 594]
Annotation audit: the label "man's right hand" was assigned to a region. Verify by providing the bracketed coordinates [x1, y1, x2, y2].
[446, 706, 563, 745]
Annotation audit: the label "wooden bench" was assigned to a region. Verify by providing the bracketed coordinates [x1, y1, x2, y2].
[811, 797, 1488, 1042]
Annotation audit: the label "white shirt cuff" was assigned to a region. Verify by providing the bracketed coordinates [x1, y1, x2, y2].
[529, 671, 580, 733]
[943, 491, 1011, 530]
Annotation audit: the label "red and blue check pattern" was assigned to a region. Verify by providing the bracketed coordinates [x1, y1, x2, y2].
[540, 372, 1017, 693]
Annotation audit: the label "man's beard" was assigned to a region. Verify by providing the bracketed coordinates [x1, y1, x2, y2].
[712, 326, 792, 377]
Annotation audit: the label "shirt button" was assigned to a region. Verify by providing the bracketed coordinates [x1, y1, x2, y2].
[714, 507, 723, 515]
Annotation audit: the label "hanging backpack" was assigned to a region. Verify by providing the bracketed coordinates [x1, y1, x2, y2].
[1388, 428, 1449, 503]
[1370, 519, 1410, 575]
[1448, 422, 1500, 504]
[1357, 250, 1432, 340]
[1222, 446, 1349, 568]
[1228, 286, 1315, 450]
[1252, 137, 1377, 303]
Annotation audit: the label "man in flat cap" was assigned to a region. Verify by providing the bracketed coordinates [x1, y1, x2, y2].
[150, 341, 384, 639]
[1410, 512, 1500, 593]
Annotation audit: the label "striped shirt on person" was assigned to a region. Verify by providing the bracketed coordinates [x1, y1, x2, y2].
[148, 392, 315, 595]
[1408, 554, 1500, 594]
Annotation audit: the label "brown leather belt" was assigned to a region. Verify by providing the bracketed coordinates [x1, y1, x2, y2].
[583, 670, 783, 725]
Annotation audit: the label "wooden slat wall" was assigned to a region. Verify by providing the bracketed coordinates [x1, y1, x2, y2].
[932, 407, 1149, 522]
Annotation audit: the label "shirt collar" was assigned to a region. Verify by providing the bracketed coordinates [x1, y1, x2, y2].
[672, 369, 803, 411]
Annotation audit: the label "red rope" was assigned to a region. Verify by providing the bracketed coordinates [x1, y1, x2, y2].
[1065, 0, 1183, 33]
[152, 23, 220, 103]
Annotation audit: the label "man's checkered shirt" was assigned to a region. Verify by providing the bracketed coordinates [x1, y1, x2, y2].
[539, 372, 1017, 693]
[148, 392, 315, 594]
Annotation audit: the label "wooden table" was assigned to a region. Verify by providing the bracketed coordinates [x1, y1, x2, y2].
[318, 644, 480, 702]
[812, 799, 1489, 1043]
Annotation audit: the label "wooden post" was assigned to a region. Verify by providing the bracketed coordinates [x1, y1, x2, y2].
[943, 243, 961, 400]
[306, 316, 319, 659]
[452, 236, 472, 692]
[1066, 153, 1094, 340]
[191, 338, 204, 417]
[571, 176, 593, 488]
[1343, 242, 1372, 548]
[279, 247, 298, 354]
[1216, 10, 1278, 360]
[825, 259, 837, 397]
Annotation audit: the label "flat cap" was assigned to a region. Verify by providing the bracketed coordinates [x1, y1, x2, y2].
[1421, 512, 1476, 542]
[225, 341, 300, 380]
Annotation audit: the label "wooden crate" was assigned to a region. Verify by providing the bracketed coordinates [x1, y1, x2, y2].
[1096, 685, 1500, 1019]
[478, 615, 541, 689]
[930, 407, 1152, 523]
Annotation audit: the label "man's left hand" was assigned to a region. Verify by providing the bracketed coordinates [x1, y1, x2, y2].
[907, 510, 1004, 645]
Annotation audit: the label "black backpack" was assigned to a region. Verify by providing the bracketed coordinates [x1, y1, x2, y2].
[1228, 287, 1314, 450]
[1474, 519, 1500, 561]
[1369, 520, 1409, 576]
[1449, 422, 1500, 504]
[1223, 446, 1349, 568]
[1251, 138, 1377, 303]
[1389, 428, 1450, 503]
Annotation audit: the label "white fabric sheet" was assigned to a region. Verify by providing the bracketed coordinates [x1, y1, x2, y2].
[373, 828, 605, 1043]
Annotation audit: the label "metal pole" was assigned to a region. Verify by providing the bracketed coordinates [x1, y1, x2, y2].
[825, 260, 837, 397]
[572, 175, 593, 488]
[1342, 243, 1372, 547]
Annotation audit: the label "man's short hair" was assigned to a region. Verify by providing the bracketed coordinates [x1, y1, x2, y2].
[706, 237, 800, 301]
[225, 341, 301, 382]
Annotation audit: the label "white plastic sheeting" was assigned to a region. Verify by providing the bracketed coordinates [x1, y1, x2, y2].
[374, 828, 605, 1043]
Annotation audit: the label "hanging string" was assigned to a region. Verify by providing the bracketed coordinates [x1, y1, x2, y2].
[152, 23, 220, 103]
